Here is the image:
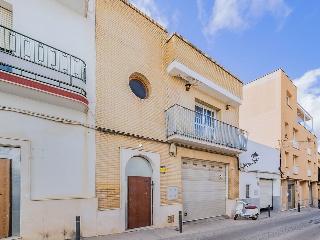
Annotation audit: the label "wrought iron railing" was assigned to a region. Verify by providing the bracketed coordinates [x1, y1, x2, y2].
[0, 24, 86, 83]
[0, 62, 86, 97]
[166, 104, 248, 151]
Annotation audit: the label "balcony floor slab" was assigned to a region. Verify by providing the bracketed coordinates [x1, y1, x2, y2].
[0, 71, 88, 112]
[168, 134, 245, 155]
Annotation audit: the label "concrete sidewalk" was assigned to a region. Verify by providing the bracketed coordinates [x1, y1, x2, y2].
[83, 207, 319, 240]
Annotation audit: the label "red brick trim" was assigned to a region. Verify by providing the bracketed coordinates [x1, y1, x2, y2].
[0, 71, 88, 105]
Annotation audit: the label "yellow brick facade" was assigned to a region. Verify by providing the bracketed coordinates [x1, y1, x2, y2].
[96, 132, 239, 210]
[96, 0, 242, 211]
[166, 34, 243, 100]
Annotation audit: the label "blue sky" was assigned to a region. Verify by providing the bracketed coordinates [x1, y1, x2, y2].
[128, 0, 320, 141]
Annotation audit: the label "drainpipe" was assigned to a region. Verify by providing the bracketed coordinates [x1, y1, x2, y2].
[237, 156, 240, 171]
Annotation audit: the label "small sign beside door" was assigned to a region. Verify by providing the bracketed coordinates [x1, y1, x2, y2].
[160, 166, 166, 174]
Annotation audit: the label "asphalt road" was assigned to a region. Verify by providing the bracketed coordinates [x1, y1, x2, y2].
[84, 208, 320, 240]
[170, 210, 320, 240]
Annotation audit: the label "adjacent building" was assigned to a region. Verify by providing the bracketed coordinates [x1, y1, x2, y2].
[318, 153, 320, 202]
[239, 140, 281, 211]
[240, 69, 318, 211]
[0, 0, 97, 239]
[95, 0, 247, 235]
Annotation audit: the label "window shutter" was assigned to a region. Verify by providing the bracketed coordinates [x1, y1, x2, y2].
[0, 6, 12, 50]
[0, 6, 12, 29]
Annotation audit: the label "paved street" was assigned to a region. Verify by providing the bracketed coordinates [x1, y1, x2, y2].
[84, 207, 320, 240]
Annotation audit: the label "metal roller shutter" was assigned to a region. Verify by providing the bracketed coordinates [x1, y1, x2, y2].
[182, 158, 226, 221]
[260, 179, 273, 208]
[0, 6, 12, 29]
[0, 6, 12, 50]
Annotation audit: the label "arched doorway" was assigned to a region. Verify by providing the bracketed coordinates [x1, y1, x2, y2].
[125, 156, 152, 229]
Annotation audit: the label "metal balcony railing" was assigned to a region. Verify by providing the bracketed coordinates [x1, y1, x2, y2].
[0, 62, 86, 96]
[166, 104, 248, 151]
[0, 25, 86, 96]
[297, 103, 313, 132]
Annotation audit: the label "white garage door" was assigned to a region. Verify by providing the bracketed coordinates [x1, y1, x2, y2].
[182, 158, 226, 221]
[260, 179, 273, 209]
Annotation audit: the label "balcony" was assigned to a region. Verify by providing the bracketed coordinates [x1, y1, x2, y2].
[308, 170, 311, 177]
[297, 103, 313, 133]
[0, 25, 87, 111]
[307, 147, 311, 155]
[293, 140, 299, 149]
[287, 170, 290, 177]
[165, 105, 248, 154]
[293, 166, 298, 175]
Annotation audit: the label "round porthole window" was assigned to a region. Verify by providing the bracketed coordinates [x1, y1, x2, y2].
[129, 73, 150, 99]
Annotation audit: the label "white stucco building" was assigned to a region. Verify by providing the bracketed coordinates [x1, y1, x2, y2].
[0, 0, 97, 239]
[239, 140, 281, 211]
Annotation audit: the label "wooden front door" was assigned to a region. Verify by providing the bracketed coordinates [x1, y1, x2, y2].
[128, 176, 151, 229]
[0, 159, 10, 238]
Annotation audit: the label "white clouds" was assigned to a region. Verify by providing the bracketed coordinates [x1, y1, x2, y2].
[128, 0, 169, 28]
[293, 69, 320, 145]
[199, 0, 292, 37]
[171, 10, 180, 32]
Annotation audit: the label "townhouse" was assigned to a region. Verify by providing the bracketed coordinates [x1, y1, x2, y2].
[95, 0, 247, 235]
[0, 0, 249, 238]
[0, 0, 97, 239]
[240, 69, 318, 211]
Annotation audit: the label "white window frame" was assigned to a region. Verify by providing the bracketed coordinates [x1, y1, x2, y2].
[286, 91, 292, 107]
[194, 102, 217, 140]
[195, 102, 217, 119]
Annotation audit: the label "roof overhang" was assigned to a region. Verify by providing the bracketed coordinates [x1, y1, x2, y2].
[55, 0, 88, 17]
[167, 60, 242, 107]
[168, 134, 245, 155]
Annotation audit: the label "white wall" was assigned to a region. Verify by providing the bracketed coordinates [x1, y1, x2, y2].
[239, 172, 281, 199]
[3, 0, 96, 200]
[239, 140, 281, 201]
[239, 172, 258, 199]
[239, 140, 280, 173]
[1, 0, 97, 238]
[6, 0, 96, 118]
